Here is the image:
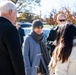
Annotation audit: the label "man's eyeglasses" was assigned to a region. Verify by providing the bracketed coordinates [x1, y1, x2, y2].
[59, 19, 66, 22]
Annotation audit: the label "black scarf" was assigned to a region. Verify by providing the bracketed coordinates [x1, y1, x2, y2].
[31, 31, 50, 66]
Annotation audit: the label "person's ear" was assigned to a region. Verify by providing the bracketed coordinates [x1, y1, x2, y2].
[9, 9, 13, 15]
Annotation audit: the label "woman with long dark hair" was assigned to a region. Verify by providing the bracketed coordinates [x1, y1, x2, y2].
[49, 23, 76, 75]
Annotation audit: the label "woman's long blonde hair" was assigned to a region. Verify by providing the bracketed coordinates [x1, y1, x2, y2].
[49, 23, 76, 70]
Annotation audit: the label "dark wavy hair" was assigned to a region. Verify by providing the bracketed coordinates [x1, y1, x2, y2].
[54, 23, 76, 63]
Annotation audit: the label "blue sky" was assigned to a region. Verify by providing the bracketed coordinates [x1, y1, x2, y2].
[38, 0, 76, 18]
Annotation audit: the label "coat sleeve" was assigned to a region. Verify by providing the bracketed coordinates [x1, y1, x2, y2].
[23, 36, 31, 75]
[3, 26, 25, 75]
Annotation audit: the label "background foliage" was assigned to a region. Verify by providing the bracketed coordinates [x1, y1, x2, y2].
[11, 0, 76, 25]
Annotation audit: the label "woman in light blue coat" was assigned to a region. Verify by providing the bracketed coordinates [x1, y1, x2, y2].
[23, 19, 50, 75]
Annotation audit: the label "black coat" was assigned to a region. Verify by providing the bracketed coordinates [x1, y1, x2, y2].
[0, 17, 25, 75]
[47, 26, 59, 41]
[47, 26, 59, 56]
[18, 27, 25, 46]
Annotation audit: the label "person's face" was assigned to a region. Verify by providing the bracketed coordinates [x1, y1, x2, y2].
[9, 9, 17, 25]
[12, 10, 17, 24]
[33, 26, 43, 34]
[57, 15, 66, 25]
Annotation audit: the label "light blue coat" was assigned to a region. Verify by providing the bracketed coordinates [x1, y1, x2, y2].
[23, 34, 49, 75]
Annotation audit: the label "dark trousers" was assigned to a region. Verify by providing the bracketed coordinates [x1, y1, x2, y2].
[37, 60, 47, 75]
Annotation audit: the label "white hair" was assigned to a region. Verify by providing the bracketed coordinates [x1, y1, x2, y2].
[0, 1, 17, 14]
[57, 13, 66, 20]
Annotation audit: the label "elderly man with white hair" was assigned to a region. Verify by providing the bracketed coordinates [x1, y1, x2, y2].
[0, 1, 25, 75]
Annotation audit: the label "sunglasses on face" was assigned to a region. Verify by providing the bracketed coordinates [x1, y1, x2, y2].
[59, 19, 66, 22]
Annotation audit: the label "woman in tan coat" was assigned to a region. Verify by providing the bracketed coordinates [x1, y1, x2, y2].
[49, 23, 76, 75]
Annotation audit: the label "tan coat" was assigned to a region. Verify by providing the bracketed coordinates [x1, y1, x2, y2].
[49, 46, 76, 75]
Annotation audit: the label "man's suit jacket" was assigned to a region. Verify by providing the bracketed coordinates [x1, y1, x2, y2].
[0, 17, 25, 75]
